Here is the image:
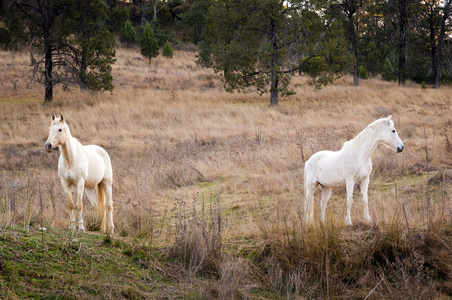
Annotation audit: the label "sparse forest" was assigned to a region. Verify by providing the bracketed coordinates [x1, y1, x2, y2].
[0, 0, 451, 299]
[1, 0, 452, 104]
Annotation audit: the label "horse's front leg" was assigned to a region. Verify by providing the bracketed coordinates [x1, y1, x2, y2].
[360, 176, 371, 222]
[345, 179, 355, 226]
[75, 180, 85, 232]
[62, 180, 76, 230]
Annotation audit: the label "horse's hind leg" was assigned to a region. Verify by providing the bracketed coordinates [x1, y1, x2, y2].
[320, 187, 332, 223]
[304, 183, 316, 225]
[101, 180, 114, 234]
[360, 176, 371, 222]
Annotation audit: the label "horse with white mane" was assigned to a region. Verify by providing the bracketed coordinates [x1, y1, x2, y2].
[304, 116, 404, 225]
[45, 114, 114, 234]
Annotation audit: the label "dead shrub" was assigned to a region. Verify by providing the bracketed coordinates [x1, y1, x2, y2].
[168, 194, 222, 277]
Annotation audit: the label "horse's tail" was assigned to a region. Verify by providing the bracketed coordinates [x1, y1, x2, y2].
[97, 183, 107, 233]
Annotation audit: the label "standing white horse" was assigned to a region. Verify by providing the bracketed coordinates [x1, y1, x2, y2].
[45, 114, 114, 234]
[304, 116, 404, 225]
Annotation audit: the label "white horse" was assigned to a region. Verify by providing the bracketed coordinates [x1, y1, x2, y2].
[304, 116, 404, 226]
[45, 114, 114, 234]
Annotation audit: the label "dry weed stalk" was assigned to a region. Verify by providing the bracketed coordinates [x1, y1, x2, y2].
[170, 193, 222, 276]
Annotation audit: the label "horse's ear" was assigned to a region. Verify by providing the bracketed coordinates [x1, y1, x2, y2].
[52, 113, 56, 121]
[60, 114, 64, 123]
[387, 115, 392, 123]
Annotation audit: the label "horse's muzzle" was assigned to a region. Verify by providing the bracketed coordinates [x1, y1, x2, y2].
[397, 145, 404, 153]
[45, 143, 53, 153]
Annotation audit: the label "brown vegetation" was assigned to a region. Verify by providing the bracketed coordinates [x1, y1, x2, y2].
[0, 46, 451, 298]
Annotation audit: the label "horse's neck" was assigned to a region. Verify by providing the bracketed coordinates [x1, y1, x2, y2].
[60, 135, 79, 168]
[347, 128, 380, 160]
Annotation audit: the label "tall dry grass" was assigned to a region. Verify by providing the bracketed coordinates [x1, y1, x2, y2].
[0, 46, 451, 298]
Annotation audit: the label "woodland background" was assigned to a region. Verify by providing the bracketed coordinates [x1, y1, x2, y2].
[0, 0, 451, 299]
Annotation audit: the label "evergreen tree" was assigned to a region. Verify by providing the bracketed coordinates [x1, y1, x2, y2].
[162, 40, 173, 58]
[140, 23, 159, 64]
[69, 0, 116, 92]
[120, 20, 136, 47]
[198, 0, 349, 106]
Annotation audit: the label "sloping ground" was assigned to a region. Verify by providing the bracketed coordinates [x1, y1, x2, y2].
[0, 226, 178, 299]
[1, 219, 452, 299]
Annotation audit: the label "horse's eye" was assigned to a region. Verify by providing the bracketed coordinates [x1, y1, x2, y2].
[59, 129, 62, 132]
[392, 130, 396, 133]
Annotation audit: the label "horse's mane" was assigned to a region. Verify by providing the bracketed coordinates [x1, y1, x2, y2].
[342, 118, 390, 150]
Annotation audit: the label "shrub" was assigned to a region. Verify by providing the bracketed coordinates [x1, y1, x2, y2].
[162, 40, 173, 58]
[359, 65, 368, 79]
[382, 58, 395, 81]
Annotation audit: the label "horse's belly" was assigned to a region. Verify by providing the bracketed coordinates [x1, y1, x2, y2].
[319, 176, 346, 188]
[84, 147, 108, 186]
[317, 167, 345, 188]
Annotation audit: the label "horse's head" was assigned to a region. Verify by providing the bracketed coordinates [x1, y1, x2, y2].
[379, 115, 404, 153]
[45, 114, 68, 153]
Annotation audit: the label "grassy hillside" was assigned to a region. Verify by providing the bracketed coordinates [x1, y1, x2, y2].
[0, 46, 451, 299]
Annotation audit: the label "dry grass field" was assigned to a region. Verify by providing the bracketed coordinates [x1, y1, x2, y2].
[0, 46, 451, 299]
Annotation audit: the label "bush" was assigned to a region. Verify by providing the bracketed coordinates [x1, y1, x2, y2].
[359, 65, 368, 79]
[162, 40, 173, 58]
[382, 58, 395, 81]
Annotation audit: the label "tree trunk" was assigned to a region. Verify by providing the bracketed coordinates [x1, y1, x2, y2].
[433, 0, 451, 89]
[153, 0, 158, 21]
[44, 38, 53, 103]
[398, 0, 407, 86]
[269, 15, 279, 106]
[350, 16, 359, 86]
[270, 70, 279, 106]
[80, 53, 87, 90]
[194, 24, 200, 45]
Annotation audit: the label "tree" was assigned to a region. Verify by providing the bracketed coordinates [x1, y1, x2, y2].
[120, 20, 137, 47]
[70, 0, 116, 91]
[198, 0, 349, 106]
[180, 0, 212, 44]
[398, 0, 408, 86]
[5, 0, 116, 103]
[428, 0, 452, 88]
[329, 0, 365, 87]
[162, 40, 173, 58]
[140, 22, 159, 64]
